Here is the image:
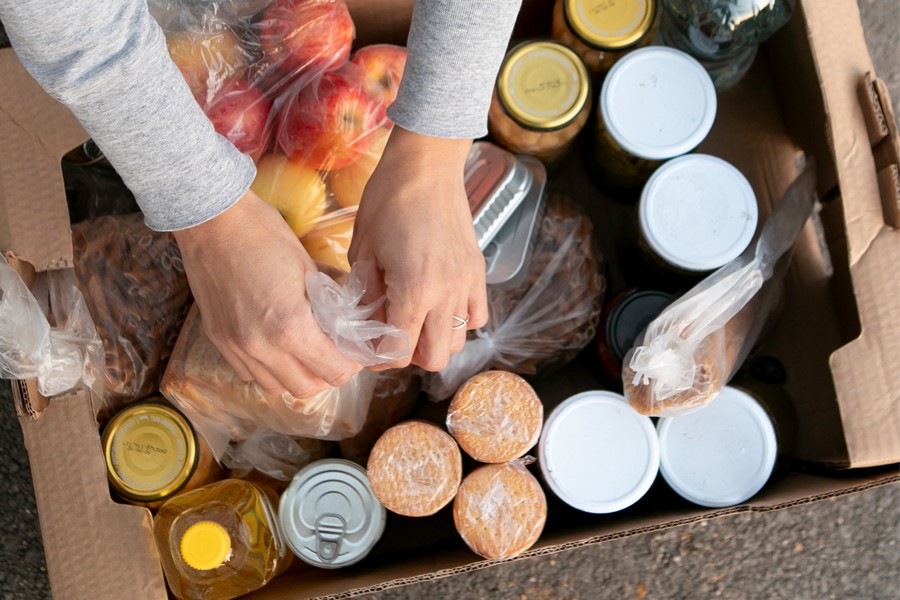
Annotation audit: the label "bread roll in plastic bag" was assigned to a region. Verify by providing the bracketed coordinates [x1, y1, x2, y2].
[0, 257, 104, 400]
[72, 214, 192, 416]
[623, 164, 817, 417]
[161, 261, 408, 458]
[424, 195, 606, 400]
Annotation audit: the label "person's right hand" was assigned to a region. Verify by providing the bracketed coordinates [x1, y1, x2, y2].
[173, 189, 362, 398]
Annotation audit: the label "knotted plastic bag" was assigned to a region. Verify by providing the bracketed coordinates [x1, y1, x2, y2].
[623, 163, 817, 416]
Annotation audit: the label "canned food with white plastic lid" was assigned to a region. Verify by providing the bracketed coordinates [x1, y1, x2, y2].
[591, 46, 716, 196]
[279, 459, 386, 569]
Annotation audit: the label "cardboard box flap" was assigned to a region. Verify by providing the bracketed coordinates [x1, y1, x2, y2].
[0, 48, 85, 272]
[19, 390, 167, 599]
[857, 74, 900, 228]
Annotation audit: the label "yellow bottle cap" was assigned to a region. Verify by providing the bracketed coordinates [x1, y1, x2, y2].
[101, 401, 198, 503]
[496, 41, 590, 131]
[180, 521, 232, 571]
[564, 0, 656, 50]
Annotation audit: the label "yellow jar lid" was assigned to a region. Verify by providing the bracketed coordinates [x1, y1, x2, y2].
[102, 401, 197, 503]
[180, 521, 232, 571]
[564, 0, 656, 50]
[496, 41, 590, 131]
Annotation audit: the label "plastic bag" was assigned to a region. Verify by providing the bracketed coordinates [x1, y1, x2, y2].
[160, 261, 408, 458]
[623, 163, 817, 417]
[148, 0, 405, 238]
[72, 213, 192, 417]
[224, 429, 334, 487]
[423, 195, 606, 400]
[0, 256, 104, 398]
[452, 458, 547, 560]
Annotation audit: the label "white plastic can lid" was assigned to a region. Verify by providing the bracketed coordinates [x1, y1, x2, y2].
[639, 154, 759, 272]
[657, 386, 778, 508]
[538, 391, 659, 513]
[600, 46, 717, 160]
[279, 458, 386, 569]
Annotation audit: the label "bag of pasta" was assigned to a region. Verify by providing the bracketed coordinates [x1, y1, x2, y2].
[623, 164, 817, 417]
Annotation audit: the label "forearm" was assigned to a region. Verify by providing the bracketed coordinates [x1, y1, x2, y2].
[388, 0, 522, 139]
[0, 0, 254, 231]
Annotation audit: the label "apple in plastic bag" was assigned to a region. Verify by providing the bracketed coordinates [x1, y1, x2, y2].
[204, 79, 272, 161]
[328, 126, 390, 208]
[166, 27, 247, 104]
[351, 44, 407, 121]
[251, 153, 327, 237]
[259, 0, 354, 76]
[276, 65, 385, 171]
[301, 216, 354, 272]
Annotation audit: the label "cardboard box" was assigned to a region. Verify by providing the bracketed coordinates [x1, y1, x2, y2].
[1, 0, 898, 598]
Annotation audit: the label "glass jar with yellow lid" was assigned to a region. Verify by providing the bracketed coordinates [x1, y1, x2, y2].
[101, 398, 223, 509]
[488, 40, 591, 166]
[551, 0, 657, 77]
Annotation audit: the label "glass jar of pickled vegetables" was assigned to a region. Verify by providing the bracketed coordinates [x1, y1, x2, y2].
[551, 0, 657, 77]
[589, 46, 716, 197]
[488, 40, 591, 166]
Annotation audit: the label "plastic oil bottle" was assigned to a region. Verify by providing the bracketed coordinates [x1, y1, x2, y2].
[153, 479, 289, 600]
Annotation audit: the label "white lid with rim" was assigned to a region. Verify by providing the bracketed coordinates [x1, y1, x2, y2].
[639, 154, 759, 272]
[538, 391, 659, 513]
[600, 46, 717, 160]
[657, 386, 777, 508]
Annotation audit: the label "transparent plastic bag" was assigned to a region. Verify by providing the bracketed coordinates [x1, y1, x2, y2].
[0, 256, 104, 399]
[424, 195, 606, 400]
[453, 458, 547, 560]
[72, 214, 192, 416]
[623, 163, 817, 417]
[224, 428, 334, 486]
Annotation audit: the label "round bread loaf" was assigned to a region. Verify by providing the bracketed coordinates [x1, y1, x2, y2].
[453, 462, 547, 559]
[367, 421, 462, 517]
[447, 371, 543, 463]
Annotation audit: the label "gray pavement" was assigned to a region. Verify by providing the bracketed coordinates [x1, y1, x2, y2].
[1, 1, 898, 599]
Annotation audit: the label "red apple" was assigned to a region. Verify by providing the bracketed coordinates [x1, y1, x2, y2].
[351, 44, 407, 119]
[166, 27, 247, 105]
[204, 79, 273, 161]
[259, 0, 354, 77]
[277, 66, 385, 171]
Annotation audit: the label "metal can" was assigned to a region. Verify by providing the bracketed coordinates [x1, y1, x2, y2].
[488, 40, 592, 166]
[656, 383, 792, 507]
[101, 399, 222, 509]
[590, 46, 716, 196]
[279, 459, 386, 569]
[637, 154, 758, 274]
[538, 391, 659, 513]
[596, 288, 674, 383]
[551, 0, 657, 76]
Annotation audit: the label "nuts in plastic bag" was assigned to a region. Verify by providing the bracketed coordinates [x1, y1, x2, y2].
[623, 164, 817, 417]
[424, 195, 606, 400]
[453, 458, 547, 559]
[447, 371, 543, 464]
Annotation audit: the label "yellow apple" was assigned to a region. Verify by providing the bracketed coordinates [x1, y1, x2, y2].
[251, 153, 327, 237]
[301, 215, 355, 272]
[328, 127, 391, 208]
[166, 28, 247, 104]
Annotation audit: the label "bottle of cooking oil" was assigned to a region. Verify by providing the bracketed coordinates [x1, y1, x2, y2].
[153, 479, 289, 600]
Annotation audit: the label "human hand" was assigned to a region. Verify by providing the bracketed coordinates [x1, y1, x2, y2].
[173, 189, 362, 397]
[349, 126, 489, 372]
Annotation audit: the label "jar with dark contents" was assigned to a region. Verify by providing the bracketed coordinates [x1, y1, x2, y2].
[551, 0, 657, 77]
[488, 41, 592, 166]
[589, 46, 716, 198]
[596, 288, 674, 384]
[101, 399, 223, 509]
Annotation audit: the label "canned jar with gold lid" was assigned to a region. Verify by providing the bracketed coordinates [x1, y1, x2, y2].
[488, 40, 591, 165]
[551, 0, 657, 76]
[591, 46, 716, 195]
[102, 399, 221, 508]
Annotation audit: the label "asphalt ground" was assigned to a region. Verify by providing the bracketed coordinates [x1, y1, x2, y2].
[1, 1, 898, 598]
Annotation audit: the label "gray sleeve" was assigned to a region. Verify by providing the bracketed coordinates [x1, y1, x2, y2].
[0, 0, 256, 232]
[387, 0, 522, 139]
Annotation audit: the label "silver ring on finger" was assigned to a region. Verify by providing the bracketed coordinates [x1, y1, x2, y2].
[452, 314, 469, 330]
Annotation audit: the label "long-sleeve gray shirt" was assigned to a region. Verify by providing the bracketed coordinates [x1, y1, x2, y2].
[0, 0, 521, 231]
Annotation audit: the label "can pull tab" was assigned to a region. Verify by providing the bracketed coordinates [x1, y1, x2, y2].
[315, 514, 347, 563]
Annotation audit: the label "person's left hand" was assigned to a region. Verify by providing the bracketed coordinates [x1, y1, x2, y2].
[349, 126, 488, 372]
